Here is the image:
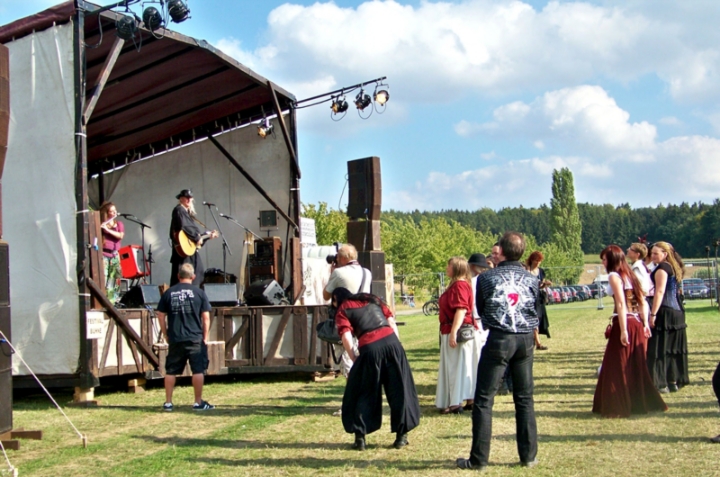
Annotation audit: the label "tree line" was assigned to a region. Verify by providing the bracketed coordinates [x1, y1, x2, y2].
[384, 200, 720, 259]
[303, 168, 586, 290]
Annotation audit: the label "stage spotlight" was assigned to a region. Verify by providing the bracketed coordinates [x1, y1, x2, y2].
[331, 97, 349, 114]
[257, 118, 273, 138]
[355, 90, 372, 111]
[168, 0, 190, 23]
[116, 14, 138, 40]
[142, 6, 164, 31]
[374, 89, 389, 106]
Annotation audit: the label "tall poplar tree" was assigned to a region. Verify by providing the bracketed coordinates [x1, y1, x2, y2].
[550, 168, 584, 282]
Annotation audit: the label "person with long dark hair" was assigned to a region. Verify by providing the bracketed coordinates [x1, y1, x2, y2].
[648, 241, 689, 393]
[333, 287, 421, 451]
[592, 245, 667, 418]
[526, 251, 551, 350]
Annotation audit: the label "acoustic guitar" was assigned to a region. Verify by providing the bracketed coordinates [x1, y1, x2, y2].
[174, 230, 216, 258]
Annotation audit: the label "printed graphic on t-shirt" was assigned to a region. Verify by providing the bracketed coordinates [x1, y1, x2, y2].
[170, 289, 195, 315]
[491, 271, 533, 332]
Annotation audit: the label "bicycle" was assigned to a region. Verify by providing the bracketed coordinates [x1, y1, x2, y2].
[422, 297, 440, 316]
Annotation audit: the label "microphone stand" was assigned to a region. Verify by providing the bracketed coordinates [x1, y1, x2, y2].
[205, 204, 232, 283]
[121, 215, 152, 284]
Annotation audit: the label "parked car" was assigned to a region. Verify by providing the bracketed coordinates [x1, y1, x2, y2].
[702, 278, 718, 298]
[682, 278, 710, 299]
[571, 285, 588, 301]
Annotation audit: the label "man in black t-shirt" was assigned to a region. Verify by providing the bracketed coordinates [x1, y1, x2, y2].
[157, 263, 214, 411]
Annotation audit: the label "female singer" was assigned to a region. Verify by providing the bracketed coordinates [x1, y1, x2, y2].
[100, 202, 124, 304]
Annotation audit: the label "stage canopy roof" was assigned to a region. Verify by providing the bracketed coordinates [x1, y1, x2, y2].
[0, 1, 296, 174]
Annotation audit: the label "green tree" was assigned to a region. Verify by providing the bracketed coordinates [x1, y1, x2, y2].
[300, 202, 347, 245]
[550, 168, 583, 282]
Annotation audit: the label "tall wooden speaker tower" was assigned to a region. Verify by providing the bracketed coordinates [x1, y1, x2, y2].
[0, 43, 12, 436]
[346, 157, 386, 301]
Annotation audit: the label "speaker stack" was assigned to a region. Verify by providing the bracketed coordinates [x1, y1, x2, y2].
[119, 284, 161, 308]
[0, 43, 11, 435]
[346, 157, 386, 301]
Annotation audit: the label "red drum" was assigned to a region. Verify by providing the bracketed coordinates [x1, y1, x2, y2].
[119, 245, 148, 279]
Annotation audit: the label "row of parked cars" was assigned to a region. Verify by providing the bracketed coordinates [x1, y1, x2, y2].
[545, 278, 718, 304]
[545, 285, 595, 304]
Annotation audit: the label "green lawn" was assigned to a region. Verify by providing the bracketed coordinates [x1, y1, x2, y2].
[6, 301, 720, 476]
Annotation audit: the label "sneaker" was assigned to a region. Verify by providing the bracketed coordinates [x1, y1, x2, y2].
[668, 383, 679, 392]
[521, 458, 540, 468]
[162, 402, 173, 412]
[393, 433, 408, 449]
[332, 408, 342, 416]
[710, 434, 720, 444]
[658, 386, 670, 394]
[192, 400, 215, 411]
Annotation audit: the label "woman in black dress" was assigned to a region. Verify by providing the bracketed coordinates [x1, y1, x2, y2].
[648, 241, 689, 393]
[526, 251, 551, 350]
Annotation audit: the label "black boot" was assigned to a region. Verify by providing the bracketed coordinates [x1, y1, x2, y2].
[352, 433, 366, 451]
[393, 432, 408, 449]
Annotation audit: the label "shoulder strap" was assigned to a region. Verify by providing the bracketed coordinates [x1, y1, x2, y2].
[358, 267, 368, 294]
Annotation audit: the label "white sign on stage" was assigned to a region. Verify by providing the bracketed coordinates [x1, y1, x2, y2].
[300, 217, 317, 246]
[86, 311, 105, 340]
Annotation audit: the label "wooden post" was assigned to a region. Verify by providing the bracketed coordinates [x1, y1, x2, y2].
[74, 7, 99, 391]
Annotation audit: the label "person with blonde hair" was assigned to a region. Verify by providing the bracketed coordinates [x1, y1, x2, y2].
[648, 241, 689, 393]
[99, 201, 124, 304]
[435, 256, 479, 414]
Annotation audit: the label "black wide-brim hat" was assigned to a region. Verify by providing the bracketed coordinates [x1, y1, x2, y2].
[468, 253, 490, 269]
[176, 189, 193, 199]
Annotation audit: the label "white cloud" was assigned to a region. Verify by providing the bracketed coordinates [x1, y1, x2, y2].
[458, 85, 657, 155]
[385, 134, 720, 210]
[212, 0, 720, 104]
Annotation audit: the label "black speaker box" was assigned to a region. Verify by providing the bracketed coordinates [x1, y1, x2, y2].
[370, 280, 387, 302]
[203, 283, 238, 307]
[347, 156, 381, 220]
[0, 368, 11, 434]
[347, 220, 381, 252]
[0, 242, 8, 306]
[244, 279, 286, 306]
[120, 284, 161, 308]
[357, 251, 386, 281]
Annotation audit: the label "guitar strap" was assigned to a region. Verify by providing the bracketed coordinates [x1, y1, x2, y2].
[190, 215, 208, 229]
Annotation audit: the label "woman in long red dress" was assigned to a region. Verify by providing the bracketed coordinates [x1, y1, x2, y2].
[592, 245, 667, 418]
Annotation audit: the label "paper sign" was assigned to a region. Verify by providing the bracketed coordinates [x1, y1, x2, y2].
[86, 311, 105, 340]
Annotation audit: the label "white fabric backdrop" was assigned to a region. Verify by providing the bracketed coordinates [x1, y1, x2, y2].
[4, 23, 80, 375]
[88, 120, 294, 293]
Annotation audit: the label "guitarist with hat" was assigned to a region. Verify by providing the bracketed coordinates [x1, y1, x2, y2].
[169, 189, 218, 287]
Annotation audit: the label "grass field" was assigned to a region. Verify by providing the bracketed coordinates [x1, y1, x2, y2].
[5, 301, 720, 477]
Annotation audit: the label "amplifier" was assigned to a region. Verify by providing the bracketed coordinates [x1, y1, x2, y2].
[119, 245, 149, 279]
[248, 237, 282, 283]
[203, 283, 238, 307]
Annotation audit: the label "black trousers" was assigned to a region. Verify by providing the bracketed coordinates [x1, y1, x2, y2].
[469, 330, 537, 466]
[342, 333, 421, 436]
[170, 250, 204, 287]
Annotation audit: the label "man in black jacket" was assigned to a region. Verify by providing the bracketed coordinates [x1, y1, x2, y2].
[457, 231, 539, 471]
[169, 189, 216, 287]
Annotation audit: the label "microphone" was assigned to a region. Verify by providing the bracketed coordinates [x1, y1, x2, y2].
[219, 213, 234, 220]
[119, 213, 135, 218]
[203, 201, 215, 206]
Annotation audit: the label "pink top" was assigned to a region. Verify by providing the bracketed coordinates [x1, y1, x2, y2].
[102, 220, 124, 258]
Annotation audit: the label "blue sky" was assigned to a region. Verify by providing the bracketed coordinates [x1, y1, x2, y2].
[3, 1, 720, 212]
